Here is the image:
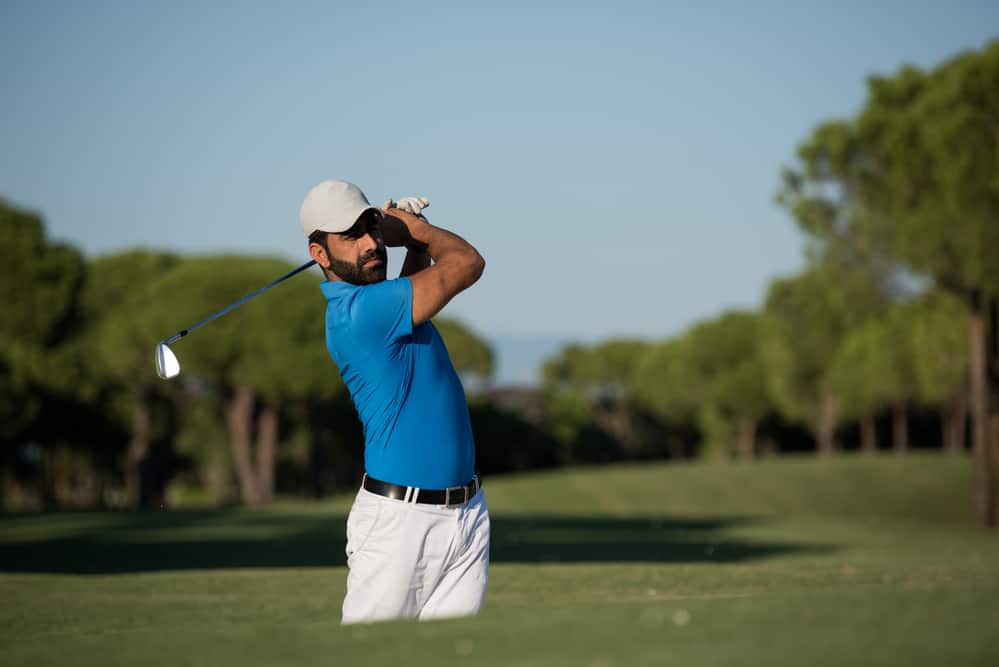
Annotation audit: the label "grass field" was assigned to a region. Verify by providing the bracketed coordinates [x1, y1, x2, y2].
[2, 453, 998, 666]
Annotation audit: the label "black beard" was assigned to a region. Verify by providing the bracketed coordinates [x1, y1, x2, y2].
[328, 248, 388, 285]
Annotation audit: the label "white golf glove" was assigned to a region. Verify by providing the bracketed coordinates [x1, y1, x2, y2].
[382, 196, 430, 216]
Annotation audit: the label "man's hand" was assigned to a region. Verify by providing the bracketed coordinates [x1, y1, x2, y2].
[380, 206, 431, 249]
[381, 196, 430, 247]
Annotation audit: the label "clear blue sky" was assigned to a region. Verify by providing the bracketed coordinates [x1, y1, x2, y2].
[3, 1, 997, 347]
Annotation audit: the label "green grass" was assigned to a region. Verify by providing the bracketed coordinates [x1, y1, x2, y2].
[2, 453, 998, 666]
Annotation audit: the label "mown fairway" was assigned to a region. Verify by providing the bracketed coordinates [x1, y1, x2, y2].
[2, 453, 997, 666]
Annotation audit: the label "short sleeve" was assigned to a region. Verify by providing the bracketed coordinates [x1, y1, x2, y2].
[349, 278, 413, 346]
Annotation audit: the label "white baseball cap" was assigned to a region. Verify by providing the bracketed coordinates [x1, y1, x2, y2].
[299, 180, 377, 237]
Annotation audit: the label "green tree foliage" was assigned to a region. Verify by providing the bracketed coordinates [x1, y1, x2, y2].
[0, 201, 84, 346]
[237, 272, 343, 503]
[681, 311, 772, 458]
[626, 337, 706, 460]
[774, 105, 902, 456]
[142, 256, 333, 506]
[627, 313, 773, 460]
[543, 339, 649, 395]
[82, 256, 503, 506]
[910, 290, 970, 453]
[828, 319, 888, 452]
[773, 41, 997, 525]
[762, 264, 883, 454]
[857, 45, 999, 297]
[542, 344, 588, 386]
[630, 338, 699, 424]
[542, 338, 650, 456]
[80, 251, 181, 506]
[854, 40, 999, 526]
[828, 303, 922, 453]
[0, 200, 85, 442]
[910, 291, 969, 406]
[433, 317, 494, 386]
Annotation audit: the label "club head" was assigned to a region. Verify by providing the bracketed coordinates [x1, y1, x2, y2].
[155, 343, 181, 380]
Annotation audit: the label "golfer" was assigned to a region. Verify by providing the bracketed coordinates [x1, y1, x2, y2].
[300, 180, 489, 624]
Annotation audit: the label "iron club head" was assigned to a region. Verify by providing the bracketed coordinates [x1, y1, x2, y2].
[155, 343, 181, 379]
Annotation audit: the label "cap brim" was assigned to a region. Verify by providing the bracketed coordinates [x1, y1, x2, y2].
[317, 204, 378, 234]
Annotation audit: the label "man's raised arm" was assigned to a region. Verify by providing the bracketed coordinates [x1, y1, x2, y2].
[381, 208, 484, 327]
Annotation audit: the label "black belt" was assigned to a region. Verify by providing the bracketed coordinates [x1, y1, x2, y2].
[362, 474, 481, 507]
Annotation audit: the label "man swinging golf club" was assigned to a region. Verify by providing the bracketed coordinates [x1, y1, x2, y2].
[300, 180, 489, 624]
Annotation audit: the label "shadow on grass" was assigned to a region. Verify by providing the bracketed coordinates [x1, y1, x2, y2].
[0, 510, 833, 574]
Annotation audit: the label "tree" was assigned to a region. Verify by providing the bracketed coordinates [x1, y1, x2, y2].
[0, 199, 85, 441]
[762, 264, 881, 454]
[627, 338, 709, 460]
[910, 290, 970, 453]
[542, 338, 650, 452]
[144, 256, 342, 507]
[681, 311, 773, 458]
[625, 313, 773, 460]
[83, 251, 180, 507]
[775, 108, 898, 457]
[828, 304, 921, 454]
[238, 271, 342, 504]
[544, 339, 649, 394]
[141, 256, 277, 506]
[630, 336, 699, 422]
[0, 200, 86, 505]
[856, 41, 999, 526]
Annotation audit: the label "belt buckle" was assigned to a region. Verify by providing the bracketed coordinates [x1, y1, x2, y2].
[444, 485, 467, 507]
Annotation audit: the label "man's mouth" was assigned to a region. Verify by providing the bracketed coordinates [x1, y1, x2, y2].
[360, 252, 385, 270]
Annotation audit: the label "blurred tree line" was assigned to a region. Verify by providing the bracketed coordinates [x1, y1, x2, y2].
[2, 41, 996, 526]
[0, 212, 525, 509]
[541, 40, 999, 528]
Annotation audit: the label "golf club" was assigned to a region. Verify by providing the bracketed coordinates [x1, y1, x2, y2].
[154, 259, 317, 379]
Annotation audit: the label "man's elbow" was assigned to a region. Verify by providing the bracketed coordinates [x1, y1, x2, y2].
[469, 250, 485, 283]
[446, 247, 485, 290]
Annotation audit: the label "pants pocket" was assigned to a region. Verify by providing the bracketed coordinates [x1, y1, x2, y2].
[345, 496, 383, 562]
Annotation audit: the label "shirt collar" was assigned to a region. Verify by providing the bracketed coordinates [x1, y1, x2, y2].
[319, 280, 352, 301]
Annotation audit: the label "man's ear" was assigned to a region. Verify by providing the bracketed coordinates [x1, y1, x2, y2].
[308, 241, 330, 269]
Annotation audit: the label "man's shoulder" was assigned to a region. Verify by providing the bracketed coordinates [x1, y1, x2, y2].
[324, 278, 414, 342]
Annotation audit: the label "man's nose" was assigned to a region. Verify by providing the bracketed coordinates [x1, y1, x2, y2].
[360, 231, 382, 252]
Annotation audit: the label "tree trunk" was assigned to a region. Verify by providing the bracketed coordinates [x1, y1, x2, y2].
[943, 387, 968, 453]
[225, 384, 260, 507]
[817, 391, 840, 455]
[860, 413, 877, 454]
[990, 296, 999, 522]
[41, 447, 57, 509]
[255, 400, 279, 505]
[759, 437, 777, 457]
[126, 394, 151, 508]
[308, 401, 327, 498]
[968, 296, 995, 528]
[892, 402, 909, 453]
[736, 417, 756, 459]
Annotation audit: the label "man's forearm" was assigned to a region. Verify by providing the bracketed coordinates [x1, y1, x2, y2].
[400, 246, 431, 277]
[402, 217, 480, 267]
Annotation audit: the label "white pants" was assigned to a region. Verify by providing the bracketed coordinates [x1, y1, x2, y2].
[341, 485, 490, 624]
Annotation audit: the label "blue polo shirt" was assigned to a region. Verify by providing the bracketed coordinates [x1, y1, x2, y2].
[319, 277, 475, 489]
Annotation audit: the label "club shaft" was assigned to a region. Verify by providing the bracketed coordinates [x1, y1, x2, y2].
[161, 259, 317, 346]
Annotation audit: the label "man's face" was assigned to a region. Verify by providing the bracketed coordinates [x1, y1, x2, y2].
[313, 210, 388, 284]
